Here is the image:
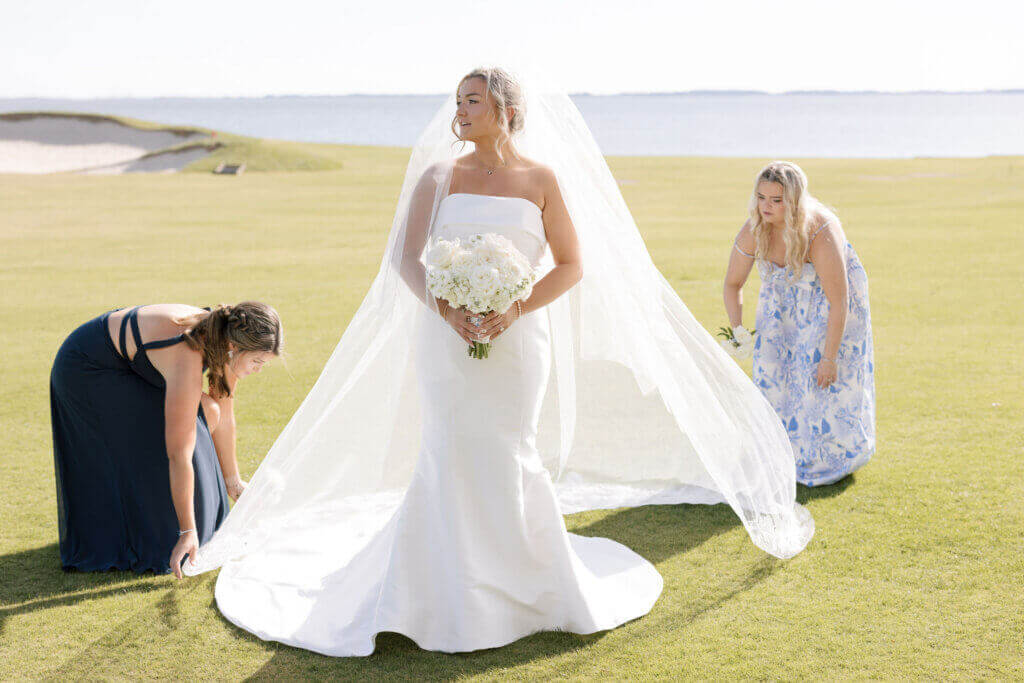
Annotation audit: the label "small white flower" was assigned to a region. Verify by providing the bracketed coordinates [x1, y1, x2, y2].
[719, 339, 743, 358]
[491, 294, 514, 314]
[733, 325, 753, 347]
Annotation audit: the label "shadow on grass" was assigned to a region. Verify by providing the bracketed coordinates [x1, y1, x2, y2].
[242, 628, 607, 682]
[570, 502, 741, 565]
[37, 574, 218, 679]
[797, 472, 856, 505]
[0, 542, 167, 635]
[240, 504, 754, 680]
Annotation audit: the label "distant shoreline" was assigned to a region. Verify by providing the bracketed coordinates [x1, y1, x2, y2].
[2, 89, 1023, 101]
[3, 93, 1020, 158]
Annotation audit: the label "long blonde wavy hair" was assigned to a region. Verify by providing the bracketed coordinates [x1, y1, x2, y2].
[748, 161, 825, 278]
[451, 67, 525, 165]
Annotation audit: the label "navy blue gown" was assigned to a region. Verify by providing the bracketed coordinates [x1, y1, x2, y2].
[50, 307, 230, 573]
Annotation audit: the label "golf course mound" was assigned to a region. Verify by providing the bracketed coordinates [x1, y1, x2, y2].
[0, 112, 219, 174]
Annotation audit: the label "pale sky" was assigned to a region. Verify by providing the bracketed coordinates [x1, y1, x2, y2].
[3, 0, 1022, 98]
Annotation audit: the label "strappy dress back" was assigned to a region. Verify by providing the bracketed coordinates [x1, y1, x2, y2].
[49, 305, 229, 573]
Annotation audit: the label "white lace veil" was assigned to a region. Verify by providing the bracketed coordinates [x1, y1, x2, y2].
[185, 72, 813, 575]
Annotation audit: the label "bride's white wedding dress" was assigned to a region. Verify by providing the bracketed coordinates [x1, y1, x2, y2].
[212, 193, 663, 656]
[185, 82, 814, 657]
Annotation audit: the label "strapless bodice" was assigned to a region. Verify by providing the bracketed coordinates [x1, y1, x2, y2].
[432, 193, 547, 265]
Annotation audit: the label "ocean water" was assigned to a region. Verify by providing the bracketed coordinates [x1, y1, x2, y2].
[2, 92, 1022, 157]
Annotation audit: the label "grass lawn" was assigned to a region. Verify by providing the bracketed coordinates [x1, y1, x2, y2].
[1, 147, 1022, 679]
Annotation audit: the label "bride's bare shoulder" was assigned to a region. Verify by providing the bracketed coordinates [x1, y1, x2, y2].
[516, 155, 549, 172]
[529, 163, 564, 205]
[414, 159, 457, 192]
[518, 157, 558, 187]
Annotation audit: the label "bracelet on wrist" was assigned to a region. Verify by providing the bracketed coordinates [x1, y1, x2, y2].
[178, 528, 195, 537]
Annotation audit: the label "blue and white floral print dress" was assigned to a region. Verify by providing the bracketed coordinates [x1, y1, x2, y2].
[737, 222, 875, 486]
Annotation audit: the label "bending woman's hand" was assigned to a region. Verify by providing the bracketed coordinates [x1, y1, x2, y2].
[225, 475, 247, 502]
[816, 358, 838, 389]
[169, 530, 198, 579]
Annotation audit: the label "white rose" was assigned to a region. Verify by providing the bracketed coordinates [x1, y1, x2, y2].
[478, 234, 512, 258]
[469, 265, 501, 298]
[482, 233, 511, 249]
[426, 240, 458, 268]
[450, 249, 474, 271]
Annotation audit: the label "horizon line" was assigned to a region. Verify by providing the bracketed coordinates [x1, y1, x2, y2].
[1, 88, 1023, 100]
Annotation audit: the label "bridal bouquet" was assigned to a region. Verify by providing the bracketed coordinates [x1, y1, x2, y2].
[425, 233, 537, 359]
[717, 325, 756, 360]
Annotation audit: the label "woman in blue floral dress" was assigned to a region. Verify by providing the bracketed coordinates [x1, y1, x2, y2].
[723, 161, 875, 486]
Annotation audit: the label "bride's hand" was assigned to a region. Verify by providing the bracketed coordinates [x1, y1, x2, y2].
[477, 306, 518, 340]
[444, 305, 485, 345]
[225, 475, 247, 502]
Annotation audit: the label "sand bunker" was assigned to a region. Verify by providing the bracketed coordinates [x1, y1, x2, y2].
[0, 113, 215, 174]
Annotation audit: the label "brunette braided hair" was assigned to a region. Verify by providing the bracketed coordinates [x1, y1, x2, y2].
[175, 301, 283, 398]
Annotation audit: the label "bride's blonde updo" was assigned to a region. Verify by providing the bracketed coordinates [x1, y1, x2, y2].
[452, 67, 526, 163]
[748, 161, 829, 278]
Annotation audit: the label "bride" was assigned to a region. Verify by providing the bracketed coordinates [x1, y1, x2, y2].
[184, 67, 815, 657]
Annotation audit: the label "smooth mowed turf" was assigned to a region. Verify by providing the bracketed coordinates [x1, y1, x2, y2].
[1, 150, 1022, 680]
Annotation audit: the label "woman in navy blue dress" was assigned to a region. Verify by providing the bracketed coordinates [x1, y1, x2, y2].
[50, 302, 283, 577]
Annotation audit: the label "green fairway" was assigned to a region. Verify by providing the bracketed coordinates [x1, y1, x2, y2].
[1, 150, 1022, 679]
